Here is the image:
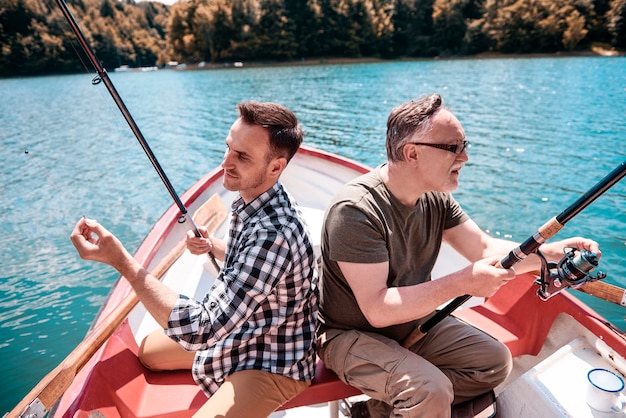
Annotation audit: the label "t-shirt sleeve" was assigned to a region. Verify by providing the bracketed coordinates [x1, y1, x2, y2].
[444, 194, 470, 229]
[324, 200, 389, 264]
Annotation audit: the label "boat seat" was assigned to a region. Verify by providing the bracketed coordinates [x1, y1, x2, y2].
[277, 274, 544, 417]
[80, 277, 547, 418]
[453, 272, 560, 357]
[277, 359, 362, 413]
[81, 320, 362, 418]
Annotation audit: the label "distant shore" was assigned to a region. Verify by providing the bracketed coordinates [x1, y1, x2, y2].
[166, 46, 622, 72]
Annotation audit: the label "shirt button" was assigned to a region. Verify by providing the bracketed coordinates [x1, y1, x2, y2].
[209, 302, 217, 309]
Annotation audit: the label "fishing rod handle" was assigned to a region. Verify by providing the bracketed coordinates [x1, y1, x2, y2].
[499, 217, 565, 269]
[187, 216, 221, 273]
[499, 160, 626, 268]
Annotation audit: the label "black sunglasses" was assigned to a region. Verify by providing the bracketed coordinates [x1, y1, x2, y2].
[408, 140, 470, 155]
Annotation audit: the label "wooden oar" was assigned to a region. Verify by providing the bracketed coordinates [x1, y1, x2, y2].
[7, 193, 228, 418]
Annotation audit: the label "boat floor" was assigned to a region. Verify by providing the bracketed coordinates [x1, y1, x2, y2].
[273, 314, 626, 418]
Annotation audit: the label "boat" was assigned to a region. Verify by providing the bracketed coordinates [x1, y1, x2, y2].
[17, 146, 626, 418]
[113, 65, 159, 72]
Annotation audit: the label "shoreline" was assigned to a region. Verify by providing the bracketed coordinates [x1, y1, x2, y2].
[10, 47, 621, 78]
[168, 47, 623, 72]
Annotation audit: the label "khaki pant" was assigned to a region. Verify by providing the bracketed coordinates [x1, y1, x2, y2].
[318, 316, 512, 418]
[139, 330, 310, 418]
[194, 369, 310, 417]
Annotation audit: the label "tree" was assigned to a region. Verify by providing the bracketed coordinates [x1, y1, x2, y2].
[212, 3, 236, 60]
[167, 4, 188, 62]
[191, 3, 214, 62]
[391, 0, 436, 57]
[368, 0, 395, 57]
[0, 0, 84, 75]
[314, 0, 353, 56]
[255, 0, 298, 59]
[284, 0, 319, 57]
[0, 0, 622, 77]
[563, 9, 588, 50]
[345, 0, 378, 56]
[432, 0, 469, 55]
[609, 0, 626, 48]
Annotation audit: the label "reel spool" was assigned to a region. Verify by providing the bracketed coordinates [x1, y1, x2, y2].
[535, 247, 606, 301]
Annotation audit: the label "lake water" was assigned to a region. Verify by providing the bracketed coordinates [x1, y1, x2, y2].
[1, 56, 625, 414]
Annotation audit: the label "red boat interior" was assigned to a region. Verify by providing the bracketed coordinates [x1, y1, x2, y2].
[58, 272, 617, 417]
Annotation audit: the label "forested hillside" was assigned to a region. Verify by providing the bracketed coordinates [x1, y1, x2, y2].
[1, 0, 625, 77]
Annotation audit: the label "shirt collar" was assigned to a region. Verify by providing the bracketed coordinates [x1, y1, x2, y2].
[231, 182, 282, 222]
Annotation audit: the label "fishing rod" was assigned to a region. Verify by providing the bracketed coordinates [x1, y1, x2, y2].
[403, 160, 626, 348]
[54, 0, 220, 271]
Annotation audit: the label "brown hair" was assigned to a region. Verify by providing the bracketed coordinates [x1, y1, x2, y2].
[237, 101, 304, 162]
[386, 93, 444, 162]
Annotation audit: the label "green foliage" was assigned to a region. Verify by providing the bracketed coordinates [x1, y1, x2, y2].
[391, 0, 436, 57]
[471, 0, 598, 53]
[0, 0, 168, 77]
[0, 0, 622, 77]
[432, 0, 468, 55]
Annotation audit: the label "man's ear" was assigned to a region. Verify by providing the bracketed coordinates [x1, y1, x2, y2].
[269, 156, 287, 178]
[403, 143, 419, 163]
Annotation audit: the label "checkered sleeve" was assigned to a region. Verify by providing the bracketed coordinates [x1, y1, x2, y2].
[166, 228, 292, 351]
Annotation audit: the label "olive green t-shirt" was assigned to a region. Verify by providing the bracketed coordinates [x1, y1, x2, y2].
[318, 164, 469, 342]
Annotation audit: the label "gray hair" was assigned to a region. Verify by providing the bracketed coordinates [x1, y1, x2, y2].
[386, 93, 445, 162]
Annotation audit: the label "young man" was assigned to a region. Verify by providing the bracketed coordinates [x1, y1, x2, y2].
[317, 94, 601, 417]
[70, 101, 318, 417]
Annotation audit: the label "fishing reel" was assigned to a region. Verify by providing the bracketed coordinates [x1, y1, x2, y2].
[534, 246, 606, 301]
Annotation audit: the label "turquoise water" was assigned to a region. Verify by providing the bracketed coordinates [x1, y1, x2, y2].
[1, 57, 625, 413]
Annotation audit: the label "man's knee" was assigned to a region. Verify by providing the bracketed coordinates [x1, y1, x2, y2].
[421, 374, 454, 404]
[487, 342, 513, 386]
[138, 335, 165, 371]
[395, 358, 454, 411]
[138, 330, 195, 371]
[138, 338, 161, 371]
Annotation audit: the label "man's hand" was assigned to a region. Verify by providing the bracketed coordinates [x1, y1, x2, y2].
[464, 255, 517, 298]
[70, 218, 132, 272]
[185, 226, 214, 255]
[540, 237, 601, 262]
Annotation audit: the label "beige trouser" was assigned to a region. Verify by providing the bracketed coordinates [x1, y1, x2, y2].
[139, 330, 310, 418]
[318, 315, 512, 418]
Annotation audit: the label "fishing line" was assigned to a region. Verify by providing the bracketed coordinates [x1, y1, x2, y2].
[33, 0, 169, 238]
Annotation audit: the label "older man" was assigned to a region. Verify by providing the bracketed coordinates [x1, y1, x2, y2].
[317, 94, 600, 417]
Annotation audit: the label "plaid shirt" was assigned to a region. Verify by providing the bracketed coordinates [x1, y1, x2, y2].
[166, 182, 318, 395]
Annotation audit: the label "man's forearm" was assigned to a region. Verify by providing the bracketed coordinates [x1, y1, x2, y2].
[117, 256, 179, 329]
